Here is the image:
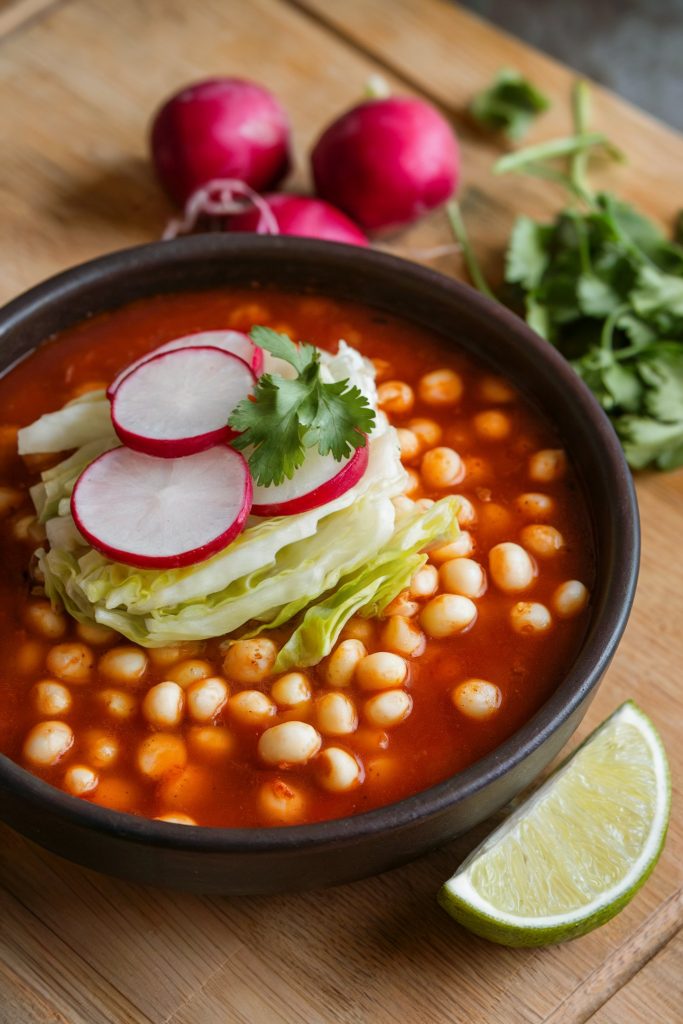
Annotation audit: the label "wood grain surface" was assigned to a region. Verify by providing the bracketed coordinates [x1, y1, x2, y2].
[0, 1, 681, 1022]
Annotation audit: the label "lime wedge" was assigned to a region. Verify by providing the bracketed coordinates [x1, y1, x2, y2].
[438, 701, 670, 946]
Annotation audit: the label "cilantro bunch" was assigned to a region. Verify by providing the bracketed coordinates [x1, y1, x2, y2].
[451, 81, 683, 471]
[229, 327, 376, 487]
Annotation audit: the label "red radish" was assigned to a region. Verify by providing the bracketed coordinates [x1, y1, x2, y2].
[107, 330, 262, 397]
[111, 347, 255, 457]
[311, 96, 459, 232]
[71, 445, 252, 569]
[251, 438, 369, 517]
[226, 194, 369, 246]
[151, 78, 291, 206]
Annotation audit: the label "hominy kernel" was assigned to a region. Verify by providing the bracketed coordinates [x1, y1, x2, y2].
[32, 680, 71, 716]
[98, 688, 137, 720]
[429, 531, 474, 564]
[14, 639, 38, 677]
[64, 764, 98, 796]
[510, 602, 553, 635]
[452, 680, 502, 720]
[148, 642, 203, 668]
[420, 594, 477, 638]
[371, 357, 392, 381]
[381, 614, 426, 658]
[270, 672, 311, 709]
[157, 763, 213, 809]
[23, 601, 67, 641]
[316, 747, 363, 793]
[83, 730, 120, 769]
[258, 721, 322, 766]
[98, 646, 148, 686]
[377, 380, 414, 416]
[339, 616, 376, 646]
[316, 692, 358, 736]
[488, 543, 536, 593]
[76, 621, 118, 646]
[142, 681, 185, 728]
[552, 580, 589, 619]
[421, 447, 465, 489]
[473, 410, 511, 441]
[23, 721, 74, 767]
[408, 417, 442, 449]
[0, 485, 23, 518]
[516, 492, 555, 519]
[166, 658, 213, 688]
[356, 651, 408, 690]
[258, 778, 307, 824]
[155, 813, 197, 825]
[409, 564, 439, 599]
[364, 755, 399, 784]
[363, 690, 413, 729]
[12, 514, 46, 544]
[324, 640, 367, 688]
[479, 375, 516, 404]
[186, 677, 229, 721]
[439, 558, 486, 599]
[227, 689, 276, 728]
[479, 502, 513, 535]
[520, 524, 565, 558]
[187, 725, 235, 760]
[383, 590, 420, 618]
[395, 428, 420, 463]
[223, 638, 277, 684]
[46, 642, 94, 684]
[529, 449, 567, 483]
[454, 495, 477, 527]
[136, 733, 187, 780]
[418, 369, 463, 407]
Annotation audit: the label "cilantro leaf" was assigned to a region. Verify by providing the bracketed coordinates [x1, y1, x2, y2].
[228, 327, 376, 487]
[470, 68, 550, 141]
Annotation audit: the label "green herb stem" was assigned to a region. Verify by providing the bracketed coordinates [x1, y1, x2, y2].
[570, 80, 592, 198]
[494, 132, 616, 176]
[446, 201, 498, 302]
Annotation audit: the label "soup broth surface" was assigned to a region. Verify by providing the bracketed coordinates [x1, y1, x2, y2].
[0, 288, 595, 826]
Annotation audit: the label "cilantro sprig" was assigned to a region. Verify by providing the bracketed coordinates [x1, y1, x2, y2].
[229, 327, 376, 487]
[449, 80, 683, 472]
[469, 68, 551, 141]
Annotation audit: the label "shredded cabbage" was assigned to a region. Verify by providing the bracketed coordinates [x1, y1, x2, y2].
[28, 343, 460, 661]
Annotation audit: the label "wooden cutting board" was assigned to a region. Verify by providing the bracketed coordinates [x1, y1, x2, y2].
[0, 2, 681, 1021]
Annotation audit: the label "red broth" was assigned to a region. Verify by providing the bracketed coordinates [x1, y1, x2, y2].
[0, 289, 595, 826]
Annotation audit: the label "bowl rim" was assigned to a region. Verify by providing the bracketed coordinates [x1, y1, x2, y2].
[0, 234, 640, 853]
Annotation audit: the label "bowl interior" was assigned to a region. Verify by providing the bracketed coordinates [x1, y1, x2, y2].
[0, 235, 639, 851]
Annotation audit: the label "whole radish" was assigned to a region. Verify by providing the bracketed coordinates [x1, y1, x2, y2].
[151, 78, 291, 206]
[311, 95, 459, 232]
[226, 193, 369, 246]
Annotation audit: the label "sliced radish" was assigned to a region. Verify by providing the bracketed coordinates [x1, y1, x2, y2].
[107, 330, 262, 397]
[251, 439, 369, 517]
[111, 346, 255, 457]
[71, 445, 252, 568]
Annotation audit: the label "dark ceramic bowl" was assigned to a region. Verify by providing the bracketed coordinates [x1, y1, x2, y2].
[0, 236, 639, 894]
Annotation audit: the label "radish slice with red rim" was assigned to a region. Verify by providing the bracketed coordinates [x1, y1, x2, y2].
[111, 346, 255, 457]
[107, 330, 262, 397]
[71, 445, 252, 568]
[250, 439, 369, 517]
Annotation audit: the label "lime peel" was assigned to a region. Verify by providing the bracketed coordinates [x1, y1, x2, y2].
[438, 701, 671, 947]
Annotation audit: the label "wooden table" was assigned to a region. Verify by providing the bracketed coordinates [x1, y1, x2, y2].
[1, 1, 681, 1021]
